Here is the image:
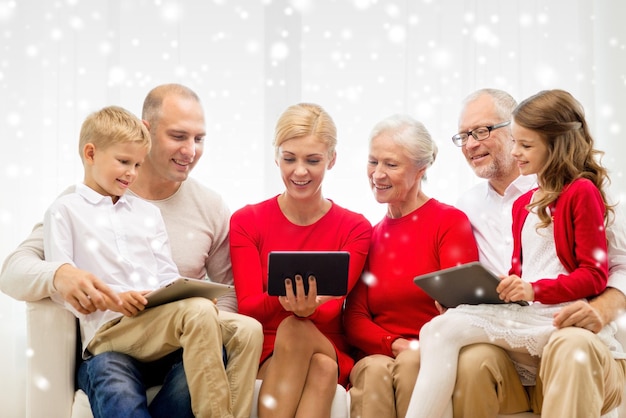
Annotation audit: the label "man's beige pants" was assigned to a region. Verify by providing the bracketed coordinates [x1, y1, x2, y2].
[454, 327, 626, 417]
[349, 349, 421, 418]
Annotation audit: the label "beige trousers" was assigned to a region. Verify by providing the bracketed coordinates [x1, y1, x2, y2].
[88, 298, 263, 418]
[349, 349, 421, 418]
[219, 310, 264, 418]
[453, 327, 626, 418]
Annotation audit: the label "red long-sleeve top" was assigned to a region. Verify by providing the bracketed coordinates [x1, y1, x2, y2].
[229, 196, 372, 386]
[344, 199, 479, 359]
[510, 178, 608, 303]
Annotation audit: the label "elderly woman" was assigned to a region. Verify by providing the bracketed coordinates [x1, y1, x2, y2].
[230, 103, 372, 418]
[343, 114, 479, 418]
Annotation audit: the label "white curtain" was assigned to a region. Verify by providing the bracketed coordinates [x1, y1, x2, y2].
[1, 0, 625, 415]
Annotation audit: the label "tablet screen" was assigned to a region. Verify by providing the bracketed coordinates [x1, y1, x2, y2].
[267, 251, 350, 296]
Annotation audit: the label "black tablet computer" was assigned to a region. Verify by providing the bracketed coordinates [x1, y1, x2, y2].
[413, 261, 529, 308]
[267, 251, 350, 296]
[145, 278, 234, 309]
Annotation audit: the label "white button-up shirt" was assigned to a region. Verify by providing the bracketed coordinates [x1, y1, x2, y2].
[43, 183, 180, 356]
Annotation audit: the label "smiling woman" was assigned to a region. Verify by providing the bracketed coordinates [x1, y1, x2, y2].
[1, 0, 625, 416]
[367, 114, 437, 219]
[229, 102, 372, 418]
[345, 114, 478, 418]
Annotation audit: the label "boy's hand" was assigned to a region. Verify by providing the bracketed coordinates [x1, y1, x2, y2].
[497, 274, 534, 302]
[107, 290, 150, 317]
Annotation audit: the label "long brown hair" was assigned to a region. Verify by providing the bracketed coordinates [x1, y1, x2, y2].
[512, 89, 613, 228]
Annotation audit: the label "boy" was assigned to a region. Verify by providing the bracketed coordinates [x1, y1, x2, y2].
[43, 106, 234, 418]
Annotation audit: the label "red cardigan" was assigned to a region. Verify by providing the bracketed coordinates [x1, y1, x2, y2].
[510, 178, 608, 304]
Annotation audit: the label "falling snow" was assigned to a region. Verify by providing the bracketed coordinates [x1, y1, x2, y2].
[1, 1, 626, 417]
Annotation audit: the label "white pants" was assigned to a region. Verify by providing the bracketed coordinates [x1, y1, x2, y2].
[405, 306, 550, 418]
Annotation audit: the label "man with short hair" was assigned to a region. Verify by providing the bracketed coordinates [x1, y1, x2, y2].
[0, 83, 263, 418]
[452, 88, 626, 417]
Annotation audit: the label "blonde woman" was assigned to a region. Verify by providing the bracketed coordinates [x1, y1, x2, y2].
[230, 103, 372, 418]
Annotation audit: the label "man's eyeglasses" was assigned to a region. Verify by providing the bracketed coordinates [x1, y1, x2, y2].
[451, 121, 511, 147]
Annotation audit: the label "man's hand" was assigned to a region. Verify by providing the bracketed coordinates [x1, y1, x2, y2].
[554, 288, 626, 333]
[553, 300, 604, 333]
[53, 264, 122, 314]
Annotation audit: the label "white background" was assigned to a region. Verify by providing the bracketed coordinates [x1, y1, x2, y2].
[1, 0, 625, 415]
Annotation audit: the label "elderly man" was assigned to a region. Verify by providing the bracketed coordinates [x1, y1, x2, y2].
[451, 88, 626, 418]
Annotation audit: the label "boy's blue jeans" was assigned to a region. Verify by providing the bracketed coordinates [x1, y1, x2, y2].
[77, 348, 227, 418]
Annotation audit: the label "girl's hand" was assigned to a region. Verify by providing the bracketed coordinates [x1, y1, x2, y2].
[496, 274, 534, 302]
[278, 274, 338, 317]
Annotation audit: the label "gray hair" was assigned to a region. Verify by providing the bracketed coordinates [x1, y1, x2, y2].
[368, 114, 438, 172]
[461, 88, 517, 122]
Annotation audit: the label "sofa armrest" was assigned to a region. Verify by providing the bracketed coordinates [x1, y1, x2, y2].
[26, 298, 77, 418]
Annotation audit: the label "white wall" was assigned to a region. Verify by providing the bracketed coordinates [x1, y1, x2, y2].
[1, 1, 625, 415]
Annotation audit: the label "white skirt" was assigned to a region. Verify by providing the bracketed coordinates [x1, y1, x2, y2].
[447, 302, 624, 385]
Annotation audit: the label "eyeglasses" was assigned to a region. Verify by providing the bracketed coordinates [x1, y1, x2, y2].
[451, 121, 511, 147]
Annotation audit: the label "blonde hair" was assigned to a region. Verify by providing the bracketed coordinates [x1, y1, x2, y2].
[79, 106, 151, 159]
[273, 103, 337, 158]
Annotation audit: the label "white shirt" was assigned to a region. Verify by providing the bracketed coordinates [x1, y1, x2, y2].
[43, 183, 180, 356]
[521, 208, 568, 283]
[456, 175, 537, 276]
[456, 175, 626, 295]
[606, 203, 626, 295]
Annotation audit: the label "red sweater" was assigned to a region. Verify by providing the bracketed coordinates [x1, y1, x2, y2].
[229, 196, 372, 386]
[510, 178, 608, 303]
[344, 199, 479, 359]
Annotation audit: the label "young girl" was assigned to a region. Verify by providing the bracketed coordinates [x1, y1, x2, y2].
[405, 89, 625, 418]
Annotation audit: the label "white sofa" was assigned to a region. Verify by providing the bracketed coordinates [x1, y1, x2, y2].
[25, 298, 626, 418]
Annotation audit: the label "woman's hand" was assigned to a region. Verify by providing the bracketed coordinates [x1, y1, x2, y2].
[496, 274, 534, 302]
[278, 274, 338, 317]
[434, 300, 447, 314]
[391, 337, 419, 357]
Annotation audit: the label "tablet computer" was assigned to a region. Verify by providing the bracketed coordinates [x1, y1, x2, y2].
[267, 251, 350, 296]
[145, 278, 234, 309]
[413, 261, 528, 308]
